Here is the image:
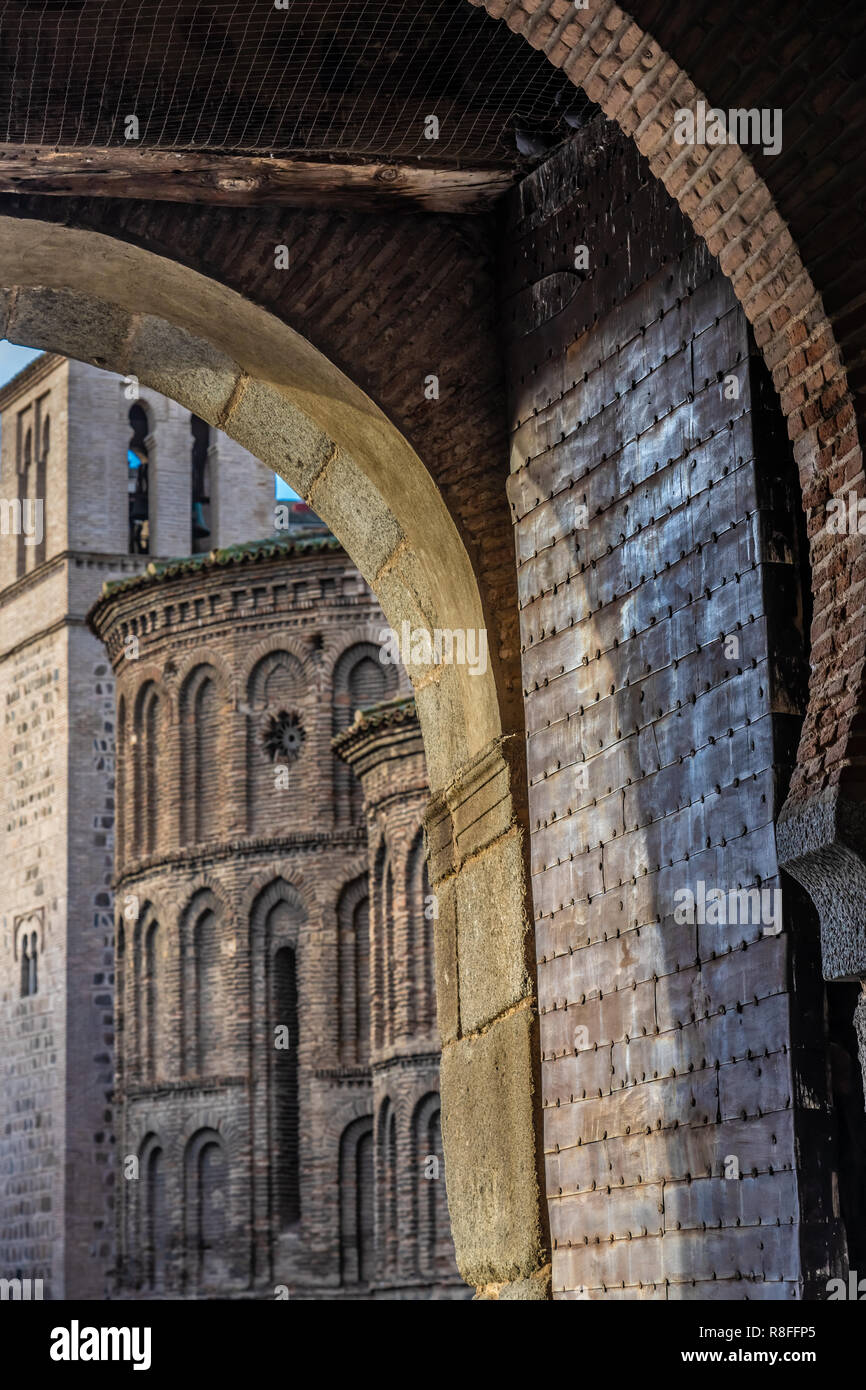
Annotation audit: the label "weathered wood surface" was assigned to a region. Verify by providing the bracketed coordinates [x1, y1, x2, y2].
[0, 146, 514, 212]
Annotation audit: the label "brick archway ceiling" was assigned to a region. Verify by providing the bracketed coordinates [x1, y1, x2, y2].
[0, 0, 597, 167]
[624, 0, 866, 417]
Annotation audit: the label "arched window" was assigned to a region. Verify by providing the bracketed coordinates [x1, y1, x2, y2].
[34, 412, 48, 567]
[411, 1094, 455, 1280]
[17, 920, 40, 998]
[250, 880, 305, 1240]
[338, 1116, 374, 1286]
[116, 922, 126, 1090]
[19, 934, 30, 998]
[180, 889, 226, 1079]
[273, 945, 299, 1227]
[373, 843, 386, 1052]
[116, 695, 127, 861]
[140, 1135, 167, 1292]
[142, 916, 163, 1082]
[133, 683, 161, 857]
[16, 424, 32, 577]
[383, 855, 396, 1046]
[185, 1130, 228, 1291]
[332, 644, 395, 823]
[144, 689, 160, 853]
[408, 829, 436, 1034]
[180, 666, 220, 844]
[131, 902, 155, 1082]
[377, 1097, 398, 1279]
[191, 414, 211, 553]
[128, 403, 150, 555]
[337, 877, 370, 1067]
[193, 908, 221, 1076]
[246, 651, 305, 833]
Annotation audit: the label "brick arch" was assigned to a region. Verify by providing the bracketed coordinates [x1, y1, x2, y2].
[472, 0, 866, 1131]
[321, 622, 404, 686]
[248, 877, 308, 946]
[172, 648, 234, 703]
[177, 882, 235, 944]
[330, 860, 371, 917]
[240, 634, 318, 702]
[239, 865, 314, 924]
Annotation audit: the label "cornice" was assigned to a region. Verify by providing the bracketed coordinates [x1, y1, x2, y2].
[114, 827, 367, 890]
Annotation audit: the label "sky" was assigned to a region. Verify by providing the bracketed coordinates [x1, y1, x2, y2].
[0, 340, 298, 499]
[0, 339, 43, 386]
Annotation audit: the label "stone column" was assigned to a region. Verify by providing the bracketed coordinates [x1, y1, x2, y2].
[424, 732, 550, 1300]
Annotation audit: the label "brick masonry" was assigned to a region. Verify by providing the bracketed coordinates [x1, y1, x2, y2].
[89, 542, 464, 1299]
[502, 117, 857, 1298]
[0, 355, 277, 1298]
[0, 10, 860, 1294]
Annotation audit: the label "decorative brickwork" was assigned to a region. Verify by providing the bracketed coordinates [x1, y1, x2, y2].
[335, 697, 466, 1295]
[91, 542, 464, 1298]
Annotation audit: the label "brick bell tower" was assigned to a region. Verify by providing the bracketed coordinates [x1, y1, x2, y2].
[0, 352, 273, 1298]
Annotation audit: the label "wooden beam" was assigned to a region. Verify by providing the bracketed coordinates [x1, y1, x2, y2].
[0, 145, 514, 213]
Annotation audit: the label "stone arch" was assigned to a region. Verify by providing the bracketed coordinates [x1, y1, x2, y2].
[470, 0, 864, 935]
[0, 223, 505, 781]
[0, 214, 539, 1296]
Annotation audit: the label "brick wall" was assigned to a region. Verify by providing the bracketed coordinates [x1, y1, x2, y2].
[0, 357, 281, 1297]
[335, 699, 466, 1296]
[92, 541, 464, 1298]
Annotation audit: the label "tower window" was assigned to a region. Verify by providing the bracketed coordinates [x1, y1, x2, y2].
[128, 403, 150, 555]
[19, 931, 38, 998]
[191, 415, 211, 553]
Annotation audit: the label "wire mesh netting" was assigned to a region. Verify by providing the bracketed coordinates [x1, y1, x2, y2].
[0, 0, 598, 165]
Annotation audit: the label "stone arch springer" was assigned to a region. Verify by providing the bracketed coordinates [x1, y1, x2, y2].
[0, 212, 544, 1298]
